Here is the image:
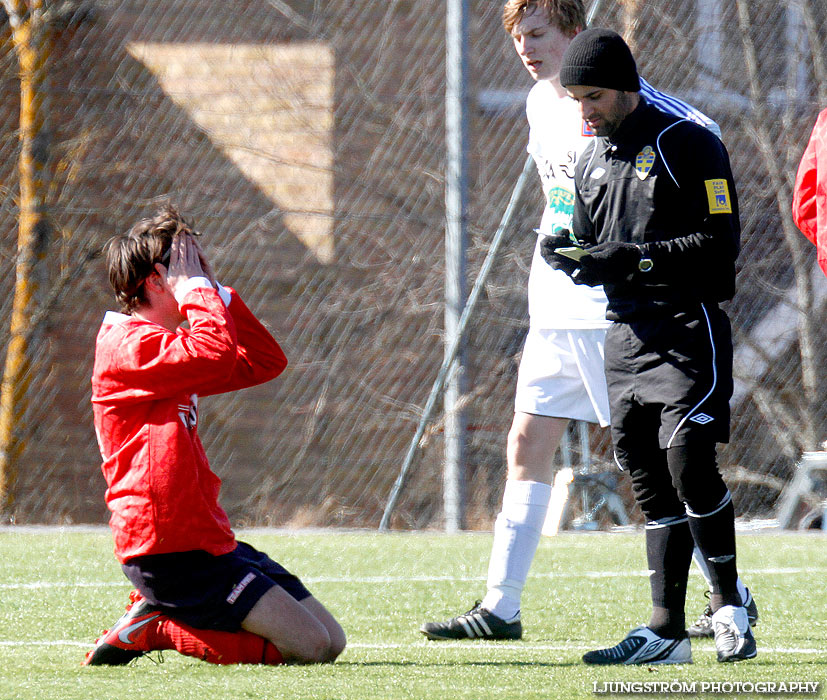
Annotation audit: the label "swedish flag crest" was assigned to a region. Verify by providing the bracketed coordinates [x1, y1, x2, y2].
[635, 145, 656, 180]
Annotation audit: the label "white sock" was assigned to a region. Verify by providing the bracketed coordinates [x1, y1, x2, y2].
[481, 480, 551, 621]
[692, 546, 713, 586]
[736, 577, 749, 605]
[692, 546, 749, 604]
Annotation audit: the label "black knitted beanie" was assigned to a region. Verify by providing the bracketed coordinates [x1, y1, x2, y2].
[559, 27, 641, 92]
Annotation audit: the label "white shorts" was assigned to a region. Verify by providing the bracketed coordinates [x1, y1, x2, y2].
[513, 327, 610, 427]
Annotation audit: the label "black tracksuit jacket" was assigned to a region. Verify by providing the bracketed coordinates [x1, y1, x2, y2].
[572, 100, 740, 321]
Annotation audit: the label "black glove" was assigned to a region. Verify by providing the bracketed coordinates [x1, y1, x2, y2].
[539, 229, 581, 274]
[572, 241, 642, 287]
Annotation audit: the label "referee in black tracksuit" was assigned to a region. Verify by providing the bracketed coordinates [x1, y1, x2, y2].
[540, 28, 756, 665]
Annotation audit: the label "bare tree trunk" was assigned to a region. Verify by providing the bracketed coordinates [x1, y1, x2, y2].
[735, 0, 820, 451]
[0, 0, 52, 515]
[618, 0, 643, 53]
[798, 0, 827, 105]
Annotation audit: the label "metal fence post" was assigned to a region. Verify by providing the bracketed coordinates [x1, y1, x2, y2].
[443, 0, 470, 532]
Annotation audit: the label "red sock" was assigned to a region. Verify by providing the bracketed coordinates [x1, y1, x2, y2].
[153, 618, 283, 665]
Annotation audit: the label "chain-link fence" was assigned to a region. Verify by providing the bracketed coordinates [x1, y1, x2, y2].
[0, 0, 825, 530]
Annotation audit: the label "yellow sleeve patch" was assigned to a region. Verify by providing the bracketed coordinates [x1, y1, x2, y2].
[705, 178, 732, 214]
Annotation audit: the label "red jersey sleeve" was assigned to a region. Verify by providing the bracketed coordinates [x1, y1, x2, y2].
[197, 286, 288, 397]
[793, 122, 819, 246]
[93, 287, 239, 404]
[792, 109, 827, 276]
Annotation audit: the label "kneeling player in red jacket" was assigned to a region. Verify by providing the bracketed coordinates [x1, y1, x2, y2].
[85, 205, 345, 666]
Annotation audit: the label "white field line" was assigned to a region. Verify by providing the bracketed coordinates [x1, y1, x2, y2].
[0, 640, 823, 656]
[363, 642, 824, 655]
[1, 566, 824, 590]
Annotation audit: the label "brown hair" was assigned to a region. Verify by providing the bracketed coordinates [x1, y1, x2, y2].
[502, 0, 585, 37]
[105, 204, 198, 313]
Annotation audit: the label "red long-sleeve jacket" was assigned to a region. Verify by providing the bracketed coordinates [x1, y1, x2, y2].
[793, 107, 827, 276]
[92, 283, 287, 563]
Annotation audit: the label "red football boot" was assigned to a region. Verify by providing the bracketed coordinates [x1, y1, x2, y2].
[83, 590, 169, 666]
[83, 589, 284, 666]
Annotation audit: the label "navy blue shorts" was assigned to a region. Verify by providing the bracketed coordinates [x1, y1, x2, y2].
[121, 541, 312, 631]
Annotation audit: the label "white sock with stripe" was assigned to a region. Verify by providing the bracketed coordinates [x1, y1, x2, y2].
[692, 546, 749, 605]
[481, 479, 551, 621]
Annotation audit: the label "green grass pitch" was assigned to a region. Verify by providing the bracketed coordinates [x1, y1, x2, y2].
[0, 528, 824, 700]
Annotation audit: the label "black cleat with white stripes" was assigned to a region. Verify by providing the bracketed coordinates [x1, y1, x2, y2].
[420, 602, 522, 641]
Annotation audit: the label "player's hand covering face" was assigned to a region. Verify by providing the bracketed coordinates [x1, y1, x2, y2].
[163, 233, 211, 294]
